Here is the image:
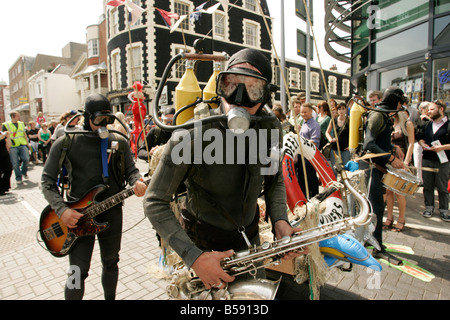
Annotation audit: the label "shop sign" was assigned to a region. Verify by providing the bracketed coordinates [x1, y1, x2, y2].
[438, 70, 450, 90]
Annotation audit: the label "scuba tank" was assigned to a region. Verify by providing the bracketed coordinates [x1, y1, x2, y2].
[348, 101, 366, 155]
[202, 61, 222, 109]
[175, 59, 202, 125]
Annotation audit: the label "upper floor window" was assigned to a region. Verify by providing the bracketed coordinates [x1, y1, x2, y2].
[245, 0, 257, 12]
[174, 0, 191, 31]
[111, 51, 121, 90]
[243, 19, 260, 48]
[88, 39, 99, 58]
[110, 8, 120, 36]
[173, 46, 193, 79]
[130, 0, 142, 26]
[128, 45, 142, 85]
[311, 72, 320, 92]
[214, 11, 226, 40]
[289, 68, 300, 89]
[301, 71, 306, 90]
[342, 79, 350, 96]
[328, 76, 337, 95]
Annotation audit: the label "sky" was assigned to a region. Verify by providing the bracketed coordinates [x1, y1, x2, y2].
[266, 0, 350, 74]
[0, 0, 350, 84]
[0, 0, 105, 82]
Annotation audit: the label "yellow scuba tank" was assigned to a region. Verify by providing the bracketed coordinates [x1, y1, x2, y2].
[175, 59, 202, 124]
[348, 101, 366, 154]
[202, 61, 222, 109]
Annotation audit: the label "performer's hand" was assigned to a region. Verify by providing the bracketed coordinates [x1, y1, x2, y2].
[192, 250, 235, 289]
[133, 178, 147, 197]
[390, 157, 405, 169]
[60, 209, 84, 229]
[274, 220, 309, 259]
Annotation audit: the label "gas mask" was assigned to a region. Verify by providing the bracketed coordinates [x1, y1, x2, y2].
[88, 112, 116, 139]
[216, 68, 269, 107]
[217, 68, 273, 133]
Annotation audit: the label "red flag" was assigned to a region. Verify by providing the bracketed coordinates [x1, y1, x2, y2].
[107, 0, 125, 7]
[155, 8, 179, 27]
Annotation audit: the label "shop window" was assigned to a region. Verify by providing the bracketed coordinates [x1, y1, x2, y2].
[433, 57, 450, 104]
[380, 62, 428, 106]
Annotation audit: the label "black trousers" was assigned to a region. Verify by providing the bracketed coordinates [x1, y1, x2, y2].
[0, 150, 12, 192]
[65, 205, 123, 300]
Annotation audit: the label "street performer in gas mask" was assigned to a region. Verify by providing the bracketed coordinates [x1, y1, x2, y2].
[41, 93, 147, 300]
[144, 48, 304, 292]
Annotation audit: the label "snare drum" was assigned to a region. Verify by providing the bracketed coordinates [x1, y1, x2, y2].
[382, 165, 421, 196]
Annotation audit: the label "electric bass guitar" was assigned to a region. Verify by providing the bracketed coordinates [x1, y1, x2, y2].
[39, 178, 150, 257]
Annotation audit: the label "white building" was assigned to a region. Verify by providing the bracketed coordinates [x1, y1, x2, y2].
[28, 67, 81, 122]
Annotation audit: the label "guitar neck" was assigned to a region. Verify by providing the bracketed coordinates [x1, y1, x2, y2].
[83, 178, 150, 218]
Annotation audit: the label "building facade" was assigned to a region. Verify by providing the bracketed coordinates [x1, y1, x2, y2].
[28, 67, 80, 122]
[105, 0, 273, 115]
[347, 0, 450, 108]
[0, 81, 10, 123]
[71, 14, 109, 105]
[274, 58, 351, 107]
[8, 55, 35, 120]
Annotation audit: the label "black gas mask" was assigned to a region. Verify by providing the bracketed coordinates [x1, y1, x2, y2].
[216, 68, 270, 108]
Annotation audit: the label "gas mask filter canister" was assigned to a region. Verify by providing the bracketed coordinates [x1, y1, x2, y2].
[227, 107, 251, 134]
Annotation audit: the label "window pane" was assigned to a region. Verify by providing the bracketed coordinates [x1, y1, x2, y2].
[432, 57, 450, 103]
[175, 1, 190, 30]
[434, 14, 450, 46]
[374, 0, 429, 39]
[380, 62, 428, 105]
[245, 23, 257, 46]
[352, 1, 370, 56]
[435, 0, 450, 15]
[374, 22, 428, 63]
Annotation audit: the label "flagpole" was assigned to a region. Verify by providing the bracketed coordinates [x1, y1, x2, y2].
[306, 0, 310, 104]
[280, 0, 287, 113]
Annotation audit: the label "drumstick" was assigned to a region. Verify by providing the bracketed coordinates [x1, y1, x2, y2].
[406, 165, 439, 172]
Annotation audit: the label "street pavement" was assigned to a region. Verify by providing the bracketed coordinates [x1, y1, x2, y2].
[0, 159, 449, 301]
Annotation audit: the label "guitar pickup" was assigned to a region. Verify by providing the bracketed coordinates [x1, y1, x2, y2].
[43, 222, 64, 240]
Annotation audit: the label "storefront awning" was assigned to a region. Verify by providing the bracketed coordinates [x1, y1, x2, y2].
[14, 104, 30, 112]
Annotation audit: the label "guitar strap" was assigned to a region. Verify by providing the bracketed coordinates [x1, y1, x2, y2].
[58, 134, 73, 197]
[101, 137, 110, 187]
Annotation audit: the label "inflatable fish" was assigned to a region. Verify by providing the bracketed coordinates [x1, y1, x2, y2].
[319, 234, 382, 272]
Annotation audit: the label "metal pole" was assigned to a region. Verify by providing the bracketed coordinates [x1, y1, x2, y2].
[280, 0, 287, 112]
[306, 0, 310, 103]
